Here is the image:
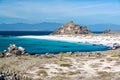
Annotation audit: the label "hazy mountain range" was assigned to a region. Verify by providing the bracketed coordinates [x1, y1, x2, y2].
[0, 22, 120, 31]
[0, 22, 62, 31]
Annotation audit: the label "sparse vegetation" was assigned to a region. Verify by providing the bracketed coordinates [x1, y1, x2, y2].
[1, 48, 120, 80]
[97, 71, 112, 77]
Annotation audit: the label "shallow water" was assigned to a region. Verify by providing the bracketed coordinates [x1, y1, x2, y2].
[0, 36, 109, 54]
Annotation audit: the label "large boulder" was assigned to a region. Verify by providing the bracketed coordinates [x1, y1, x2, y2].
[52, 21, 91, 35]
[0, 44, 28, 57]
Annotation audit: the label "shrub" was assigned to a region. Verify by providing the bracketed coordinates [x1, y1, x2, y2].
[36, 70, 48, 76]
[57, 61, 71, 67]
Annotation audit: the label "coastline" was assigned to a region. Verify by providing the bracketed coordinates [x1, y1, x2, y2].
[18, 34, 120, 49]
[1, 33, 120, 80]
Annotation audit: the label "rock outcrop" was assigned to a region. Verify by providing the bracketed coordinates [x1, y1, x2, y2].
[0, 44, 28, 57]
[52, 21, 91, 35]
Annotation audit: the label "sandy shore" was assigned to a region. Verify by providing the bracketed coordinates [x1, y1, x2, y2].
[19, 34, 120, 48]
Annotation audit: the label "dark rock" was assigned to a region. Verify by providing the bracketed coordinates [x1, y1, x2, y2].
[112, 43, 120, 49]
[52, 21, 91, 35]
[0, 53, 5, 58]
[0, 75, 5, 80]
[104, 29, 111, 34]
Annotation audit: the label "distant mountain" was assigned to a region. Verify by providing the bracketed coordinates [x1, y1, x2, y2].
[87, 24, 120, 31]
[0, 22, 62, 31]
[0, 22, 120, 31]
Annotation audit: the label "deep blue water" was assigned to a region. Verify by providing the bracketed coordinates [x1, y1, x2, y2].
[92, 31, 103, 34]
[0, 31, 52, 36]
[0, 31, 108, 54]
[0, 31, 103, 36]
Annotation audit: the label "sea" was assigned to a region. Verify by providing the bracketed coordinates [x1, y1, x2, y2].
[0, 31, 109, 54]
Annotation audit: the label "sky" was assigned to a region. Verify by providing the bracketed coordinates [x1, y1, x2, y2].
[0, 0, 120, 24]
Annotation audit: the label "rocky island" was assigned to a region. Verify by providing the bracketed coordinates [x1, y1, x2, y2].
[52, 21, 91, 35]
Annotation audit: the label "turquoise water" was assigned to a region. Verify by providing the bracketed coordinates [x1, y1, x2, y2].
[0, 36, 109, 54]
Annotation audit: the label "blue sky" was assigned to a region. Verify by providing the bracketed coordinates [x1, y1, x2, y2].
[0, 0, 120, 24]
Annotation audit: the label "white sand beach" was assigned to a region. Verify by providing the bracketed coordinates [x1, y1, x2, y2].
[18, 34, 120, 48]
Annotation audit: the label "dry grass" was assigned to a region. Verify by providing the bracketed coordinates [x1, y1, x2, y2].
[34, 78, 43, 80]
[115, 77, 120, 80]
[100, 59, 105, 62]
[106, 57, 113, 61]
[110, 53, 118, 57]
[113, 60, 120, 66]
[67, 71, 81, 75]
[51, 76, 69, 80]
[59, 71, 81, 76]
[104, 66, 111, 69]
[97, 71, 113, 77]
[90, 63, 102, 68]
